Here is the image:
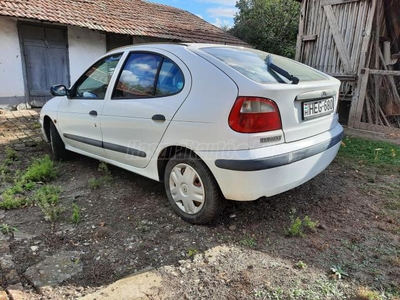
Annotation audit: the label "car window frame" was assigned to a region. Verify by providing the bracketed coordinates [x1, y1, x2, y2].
[68, 52, 123, 100]
[111, 51, 185, 100]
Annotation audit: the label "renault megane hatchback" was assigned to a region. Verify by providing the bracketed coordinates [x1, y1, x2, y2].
[40, 43, 343, 224]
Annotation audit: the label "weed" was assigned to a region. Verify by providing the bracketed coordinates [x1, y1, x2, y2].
[286, 217, 303, 237]
[294, 261, 307, 269]
[23, 181, 36, 191]
[88, 177, 102, 190]
[33, 185, 63, 223]
[239, 235, 257, 248]
[33, 122, 41, 129]
[187, 247, 199, 258]
[303, 216, 318, 230]
[98, 162, 110, 174]
[286, 215, 318, 237]
[39, 202, 64, 223]
[22, 155, 57, 183]
[0, 163, 12, 182]
[254, 290, 266, 298]
[0, 223, 18, 235]
[0, 193, 25, 210]
[88, 162, 113, 190]
[5, 147, 18, 161]
[330, 265, 348, 279]
[32, 185, 61, 205]
[71, 203, 81, 224]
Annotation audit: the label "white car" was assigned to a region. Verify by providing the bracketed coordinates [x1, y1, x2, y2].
[40, 43, 343, 224]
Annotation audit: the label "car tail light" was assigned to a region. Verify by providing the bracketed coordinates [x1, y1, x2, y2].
[228, 97, 282, 133]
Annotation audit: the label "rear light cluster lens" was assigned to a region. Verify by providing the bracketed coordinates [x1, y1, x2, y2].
[229, 97, 282, 133]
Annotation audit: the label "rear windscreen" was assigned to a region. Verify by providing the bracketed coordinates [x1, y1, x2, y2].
[201, 47, 328, 84]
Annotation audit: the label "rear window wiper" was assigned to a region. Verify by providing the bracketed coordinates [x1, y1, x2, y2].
[266, 55, 299, 84]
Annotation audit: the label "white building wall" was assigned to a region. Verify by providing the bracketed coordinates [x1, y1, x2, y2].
[68, 26, 106, 85]
[0, 17, 25, 104]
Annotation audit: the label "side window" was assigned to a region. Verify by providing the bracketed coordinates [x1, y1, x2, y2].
[72, 54, 122, 99]
[113, 53, 184, 99]
[114, 53, 161, 98]
[156, 58, 184, 96]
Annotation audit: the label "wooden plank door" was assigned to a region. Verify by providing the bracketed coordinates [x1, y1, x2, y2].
[19, 23, 70, 107]
[296, 0, 373, 79]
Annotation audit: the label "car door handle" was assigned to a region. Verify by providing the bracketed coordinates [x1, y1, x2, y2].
[89, 110, 98, 116]
[152, 114, 166, 122]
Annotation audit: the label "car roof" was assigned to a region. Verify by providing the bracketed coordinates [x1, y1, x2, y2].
[107, 43, 251, 54]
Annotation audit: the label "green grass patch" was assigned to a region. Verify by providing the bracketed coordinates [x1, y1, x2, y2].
[21, 155, 57, 183]
[0, 155, 58, 210]
[338, 136, 400, 172]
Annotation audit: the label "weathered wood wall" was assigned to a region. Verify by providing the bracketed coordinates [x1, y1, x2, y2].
[296, 0, 400, 133]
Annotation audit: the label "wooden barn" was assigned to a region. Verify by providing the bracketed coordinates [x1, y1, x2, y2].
[295, 0, 400, 134]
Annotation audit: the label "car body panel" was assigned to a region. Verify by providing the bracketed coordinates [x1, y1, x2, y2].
[100, 48, 193, 168]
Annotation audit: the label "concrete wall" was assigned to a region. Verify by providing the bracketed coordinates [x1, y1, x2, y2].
[0, 17, 25, 105]
[68, 26, 107, 85]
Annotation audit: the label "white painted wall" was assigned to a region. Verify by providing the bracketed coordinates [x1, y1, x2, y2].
[68, 26, 106, 85]
[0, 17, 25, 98]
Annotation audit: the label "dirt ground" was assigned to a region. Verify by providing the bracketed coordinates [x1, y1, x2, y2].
[0, 111, 399, 299]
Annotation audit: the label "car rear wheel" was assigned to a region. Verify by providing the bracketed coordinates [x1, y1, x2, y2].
[164, 152, 225, 224]
[50, 122, 69, 161]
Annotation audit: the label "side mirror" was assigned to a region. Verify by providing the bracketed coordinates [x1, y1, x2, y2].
[50, 84, 67, 96]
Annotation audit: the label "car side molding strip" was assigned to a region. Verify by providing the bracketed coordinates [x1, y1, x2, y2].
[215, 130, 344, 171]
[63, 133, 146, 158]
[63, 133, 102, 148]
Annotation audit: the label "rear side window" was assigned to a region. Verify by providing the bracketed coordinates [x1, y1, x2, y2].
[113, 53, 184, 98]
[201, 47, 328, 83]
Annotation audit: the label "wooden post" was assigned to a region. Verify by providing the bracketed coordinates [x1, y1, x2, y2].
[295, 0, 307, 61]
[348, 0, 377, 127]
[354, 68, 370, 123]
[374, 2, 380, 125]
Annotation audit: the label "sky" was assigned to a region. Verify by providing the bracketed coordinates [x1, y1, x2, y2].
[147, 0, 237, 28]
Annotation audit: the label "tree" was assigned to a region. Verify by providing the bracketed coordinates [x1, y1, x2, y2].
[231, 0, 301, 58]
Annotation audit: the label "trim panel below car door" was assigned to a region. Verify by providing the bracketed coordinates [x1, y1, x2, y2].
[63, 133, 146, 158]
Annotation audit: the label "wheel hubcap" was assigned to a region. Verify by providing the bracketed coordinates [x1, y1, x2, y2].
[169, 163, 205, 214]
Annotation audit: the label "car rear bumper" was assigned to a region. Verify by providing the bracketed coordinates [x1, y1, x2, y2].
[196, 123, 343, 201]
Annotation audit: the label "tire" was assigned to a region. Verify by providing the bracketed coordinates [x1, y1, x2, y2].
[164, 152, 225, 224]
[49, 122, 69, 161]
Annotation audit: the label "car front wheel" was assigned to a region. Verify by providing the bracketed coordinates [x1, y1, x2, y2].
[49, 122, 69, 161]
[164, 152, 225, 224]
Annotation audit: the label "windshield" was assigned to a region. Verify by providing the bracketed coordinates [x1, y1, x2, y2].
[201, 47, 328, 84]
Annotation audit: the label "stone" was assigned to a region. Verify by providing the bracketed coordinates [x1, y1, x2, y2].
[0, 255, 15, 271]
[7, 287, 31, 300]
[5, 269, 20, 284]
[23, 251, 82, 291]
[0, 241, 10, 254]
[229, 225, 236, 231]
[80, 269, 162, 300]
[0, 290, 8, 300]
[16, 103, 32, 111]
[0, 233, 9, 241]
[0, 104, 17, 111]
[13, 232, 37, 241]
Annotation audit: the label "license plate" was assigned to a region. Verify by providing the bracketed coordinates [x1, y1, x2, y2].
[303, 98, 334, 120]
